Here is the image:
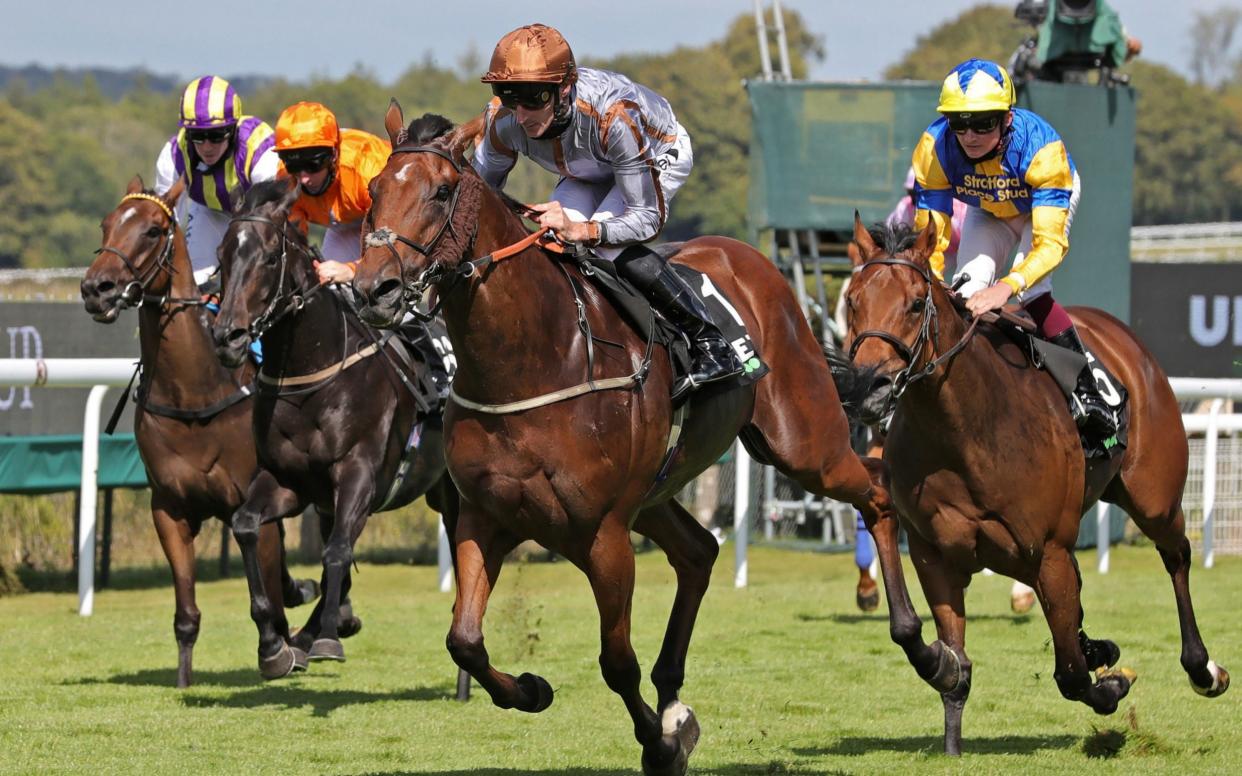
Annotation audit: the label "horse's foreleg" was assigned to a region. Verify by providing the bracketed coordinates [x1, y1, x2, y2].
[445, 503, 535, 709]
[232, 470, 305, 680]
[257, 521, 288, 634]
[849, 456, 958, 692]
[1035, 546, 1135, 714]
[631, 501, 716, 771]
[908, 532, 973, 756]
[426, 476, 471, 701]
[151, 505, 199, 688]
[275, 520, 319, 608]
[310, 466, 375, 662]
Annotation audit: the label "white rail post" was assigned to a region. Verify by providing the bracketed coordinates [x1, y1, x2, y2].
[734, 440, 750, 588]
[1096, 501, 1110, 574]
[437, 515, 452, 592]
[1202, 398, 1223, 569]
[78, 385, 109, 616]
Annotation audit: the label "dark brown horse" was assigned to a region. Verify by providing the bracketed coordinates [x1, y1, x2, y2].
[349, 107, 949, 776]
[843, 217, 1230, 754]
[212, 177, 459, 680]
[80, 176, 317, 687]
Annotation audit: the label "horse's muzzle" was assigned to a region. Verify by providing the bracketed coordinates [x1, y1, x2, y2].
[858, 376, 895, 427]
[356, 277, 405, 329]
[80, 277, 123, 323]
[213, 325, 251, 369]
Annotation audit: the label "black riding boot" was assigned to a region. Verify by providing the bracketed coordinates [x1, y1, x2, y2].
[1049, 327, 1118, 439]
[617, 247, 742, 398]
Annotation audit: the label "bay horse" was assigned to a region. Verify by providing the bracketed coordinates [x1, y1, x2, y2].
[350, 107, 952, 776]
[843, 216, 1230, 754]
[80, 176, 318, 688]
[212, 177, 460, 682]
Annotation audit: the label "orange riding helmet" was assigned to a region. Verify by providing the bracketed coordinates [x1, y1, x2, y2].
[274, 101, 341, 151]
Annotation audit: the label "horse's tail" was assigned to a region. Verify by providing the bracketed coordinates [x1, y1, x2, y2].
[822, 342, 875, 424]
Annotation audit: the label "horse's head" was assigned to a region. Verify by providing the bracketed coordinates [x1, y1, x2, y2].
[354, 99, 485, 328]
[82, 175, 185, 322]
[843, 214, 942, 424]
[212, 176, 307, 367]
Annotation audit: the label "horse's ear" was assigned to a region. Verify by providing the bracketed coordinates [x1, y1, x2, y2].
[126, 175, 144, 195]
[162, 175, 186, 208]
[276, 175, 301, 213]
[851, 211, 878, 262]
[448, 115, 485, 164]
[912, 218, 939, 267]
[384, 99, 405, 146]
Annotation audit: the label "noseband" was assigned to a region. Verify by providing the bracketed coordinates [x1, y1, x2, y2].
[94, 193, 180, 307]
[229, 214, 322, 339]
[848, 257, 980, 401]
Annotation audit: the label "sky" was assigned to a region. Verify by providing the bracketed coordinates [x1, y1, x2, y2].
[3, 1, 1234, 85]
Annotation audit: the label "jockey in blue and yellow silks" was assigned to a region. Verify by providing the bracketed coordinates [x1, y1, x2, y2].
[910, 58, 1118, 440]
[154, 76, 279, 286]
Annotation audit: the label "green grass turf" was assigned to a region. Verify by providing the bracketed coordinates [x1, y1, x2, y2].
[0, 544, 1237, 775]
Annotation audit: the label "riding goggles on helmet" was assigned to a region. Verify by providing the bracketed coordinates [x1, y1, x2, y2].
[187, 127, 233, 144]
[946, 113, 1004, 134]
[279, 148, 334, 174]
[492, 83, 555, 111]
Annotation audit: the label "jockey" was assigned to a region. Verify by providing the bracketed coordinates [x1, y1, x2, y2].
[471, 23, 742, 398]
[154, 76, 279, 287]
[911, 57, 1117, 439]
[272, 101, 392, 286]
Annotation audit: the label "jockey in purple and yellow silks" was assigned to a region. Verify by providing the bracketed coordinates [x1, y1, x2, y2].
[154, 76, 279, 287]
[911, 57, 1118, 440]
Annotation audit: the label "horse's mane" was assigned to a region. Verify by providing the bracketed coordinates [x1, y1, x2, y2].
[866, 221, 920, 258]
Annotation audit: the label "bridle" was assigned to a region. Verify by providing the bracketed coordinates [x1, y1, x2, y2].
[94, 193, 192, 308]
[363, 143, 560, 322]
[848, 257, 980, 403]
[229, 213, 324, 339]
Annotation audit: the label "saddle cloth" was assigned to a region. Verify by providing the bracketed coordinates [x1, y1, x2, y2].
[579, 245, 769, 397]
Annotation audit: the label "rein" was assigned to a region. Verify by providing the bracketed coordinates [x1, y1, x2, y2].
[848, 258, 981, 405]
[229, 214, 327, 340]
[365, 143, 646, 414]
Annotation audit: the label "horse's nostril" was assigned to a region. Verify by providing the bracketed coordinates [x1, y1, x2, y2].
[374, 278, 402, 303]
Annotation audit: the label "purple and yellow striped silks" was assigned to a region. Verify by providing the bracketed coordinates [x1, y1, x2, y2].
[178, 75, 242, 129]
[171, 116, 275, 212]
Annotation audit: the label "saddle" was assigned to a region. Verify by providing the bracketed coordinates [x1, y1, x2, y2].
[574, 244, 769, 397]
[967, 302, 1130, 459]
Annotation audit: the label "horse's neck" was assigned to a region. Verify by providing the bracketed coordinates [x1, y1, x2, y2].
[904, 296, 1002, 429]
[442, 204, 589, 401]
[139, 230, 244, 403]
[264, 267, 349, 375]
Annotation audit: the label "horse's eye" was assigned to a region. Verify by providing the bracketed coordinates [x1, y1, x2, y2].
[910, 297, 926, 313]
[434, 184, 452, 202]
[145, 226, 162, 238]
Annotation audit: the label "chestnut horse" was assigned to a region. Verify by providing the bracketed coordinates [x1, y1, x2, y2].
[80, 176, 317, 687]
[843, 217, 1230, 754]
[350, 107, 951, 776]
[212, 177, 460, 681]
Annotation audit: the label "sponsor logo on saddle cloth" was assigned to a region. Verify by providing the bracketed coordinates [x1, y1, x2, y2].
[670, 264, 767, 380]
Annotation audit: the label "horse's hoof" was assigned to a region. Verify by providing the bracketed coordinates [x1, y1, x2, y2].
[289, 628, 315, 653]
[1085, 639, 1121, 671]
[309, 638, 346, 662]
[259, 642, 299, 680]
[928, 640, 962, 693]
[641, 746, 688, 776]
[338, 616, 363, 640]
[515, 672, 554, 713]
[291, 646, 309, 672]
[855, 584, 880, 612]
[663, 702, 700, 757]
[1192, 660, 1230, 698]
[1011, 590, 1036, 614]
[1095, 666, 1137, 711]
[288, 578, 320, 607]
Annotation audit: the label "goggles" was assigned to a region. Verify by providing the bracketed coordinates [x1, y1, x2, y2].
[492, 83, 554, 111]
[279, 149, 334, 175]
[946, 113, 1004, 135]
[187, 128, 233, 144]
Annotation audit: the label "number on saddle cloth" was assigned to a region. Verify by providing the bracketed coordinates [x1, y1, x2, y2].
[1026, 331, 1130, 457]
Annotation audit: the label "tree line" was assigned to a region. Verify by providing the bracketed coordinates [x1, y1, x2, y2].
[0, 4, 1235, 268]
